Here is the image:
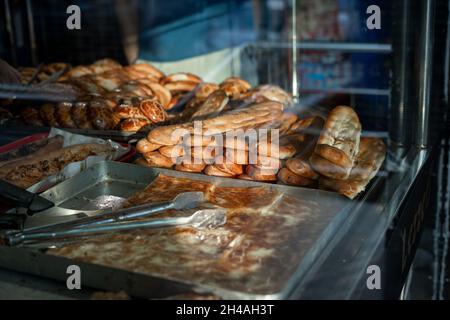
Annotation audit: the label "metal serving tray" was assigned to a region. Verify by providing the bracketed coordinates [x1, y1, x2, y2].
[0, 161, 352, 299]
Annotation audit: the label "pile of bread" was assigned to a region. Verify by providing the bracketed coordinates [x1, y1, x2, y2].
[3, 59, 293, 133]
[135, 103, 386, 199]
[17, 59, 182, 131]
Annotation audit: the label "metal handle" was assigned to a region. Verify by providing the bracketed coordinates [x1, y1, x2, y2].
[24, 200, 175, 233]
[7, 216, 190, 246]
[24, 191, 203, 233]
[0, 180, 54, 214]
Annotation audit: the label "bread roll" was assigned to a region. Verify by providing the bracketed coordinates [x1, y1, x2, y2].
[139, 99, 167, 124]
[190, 90, 228, 120]
[175, 163, 206, 173]
[22, 107, 45, 126]
[134, 157, 152, 167]
[318, 138, 386, 199]
[191, 146, 218, 163]
[72, 101, 93, 129]
[310, 153, 351, 180]
[136, 138, 162, 153]
[119, 118, 150, 132]
[164, 81, 198, 93]
[245, 165, 278, 182]
[348, 137, 386, 181]
[181, 158, 206, 173]
[40, 104, 59, 127]
[278, 167, 317, 187]
[159, 145, 186, 159]
[204, 165, 235, 177]
[195, 83, 220, 99]
[225, 148, 249, 165]
[142, 151, 175, 169]
[237, 174, 253, 181]
[214, 155, 244, 175]
[285, 157, 318, 180]
[56, 102, 77, 128]
[254, 155, 281, 171]
[145, 82, 172, 109]
[161, 73, 202, 85]
[314, 106, 361, 169]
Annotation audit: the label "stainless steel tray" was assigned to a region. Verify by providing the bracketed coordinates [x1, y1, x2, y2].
[0, 161, 352, 299]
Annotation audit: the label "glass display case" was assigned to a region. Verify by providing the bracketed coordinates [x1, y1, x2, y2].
[0, 0, 449, 299]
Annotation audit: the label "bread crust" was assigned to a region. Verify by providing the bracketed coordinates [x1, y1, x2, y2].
[159, 145, 186, 158]
[214, 155, 244, 175]
[136, 138, 162, 153]
[142, 151, 175, 168]
[277, 167, 317, 187]
[319, 138, 387, 199]
[314, 106, 361, 168]
[147, 102, 283, 145]
[245, 165, 278, 181]
[204, 165, 235, 177]
[309, 153, 351, 180]
[285, 157, 318, 180]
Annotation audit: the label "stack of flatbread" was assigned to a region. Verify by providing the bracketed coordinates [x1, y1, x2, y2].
[308, 106, 386, 199]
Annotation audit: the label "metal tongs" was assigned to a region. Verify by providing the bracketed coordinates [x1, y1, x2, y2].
[6, 208, 227, 246]
[23, 191, 205, 233]
[4, 191, 227, 246]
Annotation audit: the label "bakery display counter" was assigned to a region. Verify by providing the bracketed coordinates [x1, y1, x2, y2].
[1, 0, 447, 300]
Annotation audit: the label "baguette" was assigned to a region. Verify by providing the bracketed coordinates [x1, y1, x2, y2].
[147, 101, 284, 145]
[314, 106, 361, 169]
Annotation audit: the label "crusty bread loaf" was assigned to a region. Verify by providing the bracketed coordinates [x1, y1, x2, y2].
[204, 165, 235, 177]
[254, 155, 281, 171]
[347, 137, 386, 181]
[147, 101, 284, 145]
[190, 90, 228, 120]
[319, 137, 386, 199]
[277, 167, 317, 187]
[214, 155, 244, 175]
[136, 138, 162, 153]
[119, 118, 150, 132]
[245, 165, 278, 181]
[177, 160, 206, 173]
[175, 164, 205, 173]
[159, 145, 186, 159]
[314, 106, 361, 169]
[310, 153, 352, 180]
[142, 151, 175, 169]
[225, 148, 249, 165]
[285, 157, 318, 180]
